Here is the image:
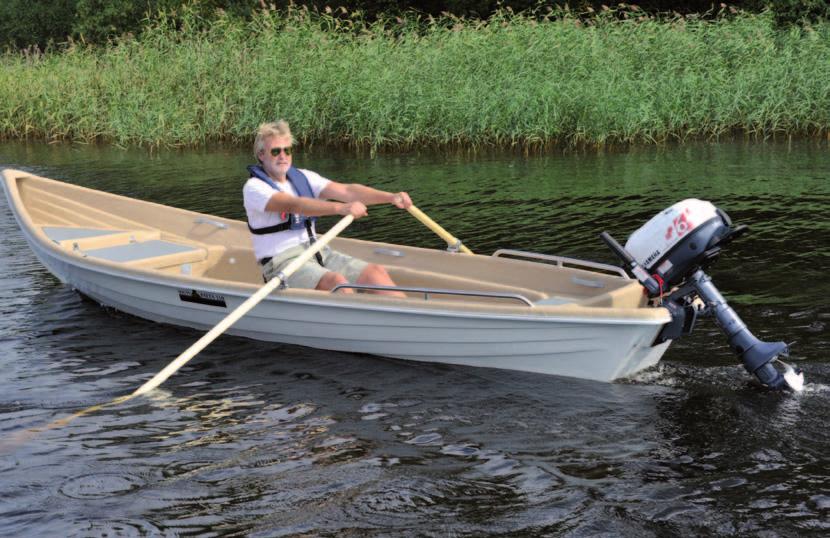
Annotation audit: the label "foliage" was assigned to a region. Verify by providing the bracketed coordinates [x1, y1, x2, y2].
[1, 8, 829, 149]
[757, 0, 830, 25]
[0, 0, 75, 50]
[1, 1, 829, 49]
[0, 0, 261, 49]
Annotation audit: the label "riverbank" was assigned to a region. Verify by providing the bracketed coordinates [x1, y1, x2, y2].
[1, 9, 828, 149]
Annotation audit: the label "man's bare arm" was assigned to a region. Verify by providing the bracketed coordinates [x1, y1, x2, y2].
[321, 182, 412, 208]
[265, 192, 367, 218]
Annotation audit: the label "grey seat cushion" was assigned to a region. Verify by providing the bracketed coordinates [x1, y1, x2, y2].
[43, 226, 122, 242]
[84, 240, 199, 263]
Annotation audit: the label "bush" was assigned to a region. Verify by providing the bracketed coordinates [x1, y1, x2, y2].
[0, 0, 75, 50]
[1, 1, 828, 50]
[754, 0, 830, 25]
[3, 9, 829, 148]
[0, 0, 262, 49]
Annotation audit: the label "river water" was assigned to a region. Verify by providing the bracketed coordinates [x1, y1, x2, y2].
[0, 141, 828, 536]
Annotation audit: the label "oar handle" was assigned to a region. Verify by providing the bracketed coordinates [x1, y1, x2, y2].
[130, 214, 355, 397]
[407, 205, 473, 255]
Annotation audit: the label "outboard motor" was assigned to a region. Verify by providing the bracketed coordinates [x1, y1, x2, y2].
[601, 199, 804, 391]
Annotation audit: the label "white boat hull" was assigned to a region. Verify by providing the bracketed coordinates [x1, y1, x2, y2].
[25, 231, 669, 382]
[3, 169, 673, 383]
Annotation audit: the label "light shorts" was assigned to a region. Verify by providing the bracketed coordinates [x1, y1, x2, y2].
[262, 243, 369, 290]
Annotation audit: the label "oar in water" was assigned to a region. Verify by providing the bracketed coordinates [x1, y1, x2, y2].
[406, 205, 473, 254]
[1, 215, 355, 449]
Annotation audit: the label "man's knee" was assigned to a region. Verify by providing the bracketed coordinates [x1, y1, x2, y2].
[358, 264, 400, 289]
[368, 263, 388, 278]
[316, 271, 350, 292]
[359, 263, 391, 283]
[357, 264, 405, 297]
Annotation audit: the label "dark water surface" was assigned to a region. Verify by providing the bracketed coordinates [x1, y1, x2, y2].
[0, 141, 828, 536]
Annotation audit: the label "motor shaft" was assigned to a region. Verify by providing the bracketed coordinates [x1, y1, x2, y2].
[689, 270, 793, 389]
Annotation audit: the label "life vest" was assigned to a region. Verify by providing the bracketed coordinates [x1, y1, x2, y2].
[246, 165, 317, 235]
[246, 165, 324, 266]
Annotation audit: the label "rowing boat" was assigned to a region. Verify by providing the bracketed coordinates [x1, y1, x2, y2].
[2, 168, 672, 382]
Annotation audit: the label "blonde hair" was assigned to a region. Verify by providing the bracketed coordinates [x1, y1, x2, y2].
[254, 120, 295, 161]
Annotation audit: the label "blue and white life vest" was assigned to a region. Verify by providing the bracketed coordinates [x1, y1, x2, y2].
[246, 165, 317, 235]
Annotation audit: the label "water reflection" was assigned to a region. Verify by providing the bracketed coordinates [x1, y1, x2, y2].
[0, 140, 828, 535]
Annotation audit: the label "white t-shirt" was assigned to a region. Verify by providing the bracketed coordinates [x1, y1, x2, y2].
[243, 168, 331, 260]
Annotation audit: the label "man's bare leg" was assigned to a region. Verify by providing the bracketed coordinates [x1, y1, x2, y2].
[316, 266, 405, 298]
[316, 271, 353, 293]
[356, 264, 406, 298]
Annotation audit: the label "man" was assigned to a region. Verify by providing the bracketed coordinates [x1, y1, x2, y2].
[243, 120, 411, 296]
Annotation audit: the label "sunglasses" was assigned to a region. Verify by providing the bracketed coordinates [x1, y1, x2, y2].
[270, 146, 292, 157]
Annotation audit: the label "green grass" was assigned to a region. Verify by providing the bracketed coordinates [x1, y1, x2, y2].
[1, 7, 829, 149]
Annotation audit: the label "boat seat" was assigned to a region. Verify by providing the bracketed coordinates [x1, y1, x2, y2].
[83, 240, 202, 263]
[42, 225, 214, 273]
[83, 240, 209, 272]
[42, 226, 124, 243]
[42, 226, 159, 251]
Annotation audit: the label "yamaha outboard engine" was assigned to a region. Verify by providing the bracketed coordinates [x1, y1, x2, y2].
[601, 199, 804, 391]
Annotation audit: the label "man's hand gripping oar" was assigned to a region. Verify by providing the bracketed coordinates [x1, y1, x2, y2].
[1, 215, 355, 452]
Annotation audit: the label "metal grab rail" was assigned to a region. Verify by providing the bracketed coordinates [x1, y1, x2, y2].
[491, 249, 629, 279]
[330, 284, 534, 306]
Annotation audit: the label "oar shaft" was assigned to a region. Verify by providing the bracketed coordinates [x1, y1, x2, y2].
[131, 215, 354, 397]
[406, 205, 473, 254]
[0, 215, 356, 448]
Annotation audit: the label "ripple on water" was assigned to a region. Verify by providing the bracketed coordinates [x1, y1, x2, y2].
[441, 443, 480, 457]
[809, 495, 830, 511]
[709, 476, 748, 491]
[59, 472, 146, 499]
[347, 476, 521, 526]
[0, 456, 19, 472]
[160, 460, 216, 480]
[558, 461, 624, 480]
[749, 448, 787, 472]
[405, 432, 443, 446]
[66, 518, 166, 538]
[2, 143, 829, 537]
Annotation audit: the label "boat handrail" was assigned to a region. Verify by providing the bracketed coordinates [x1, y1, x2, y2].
[330, 284, 534, 306]
[491, 249, 629, 279]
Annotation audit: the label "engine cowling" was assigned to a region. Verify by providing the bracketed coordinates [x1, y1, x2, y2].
[625, 199, 739, 289]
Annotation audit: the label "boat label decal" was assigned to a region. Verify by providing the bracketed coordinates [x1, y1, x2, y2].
[178, 289, 227, 308]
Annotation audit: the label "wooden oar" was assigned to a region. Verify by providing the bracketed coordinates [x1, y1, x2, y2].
[131, 213, 354, 397]
[1, 215, 355, 449]
[406, 205, 473, 254]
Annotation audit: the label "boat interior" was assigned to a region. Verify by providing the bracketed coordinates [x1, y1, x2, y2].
[4, 170, 652, 311]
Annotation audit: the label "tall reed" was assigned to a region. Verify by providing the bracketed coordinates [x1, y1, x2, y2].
[1, 8, 828, 149]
